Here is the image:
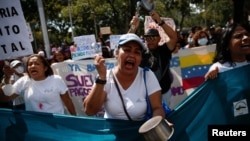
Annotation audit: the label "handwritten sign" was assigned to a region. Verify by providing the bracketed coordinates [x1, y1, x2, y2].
[51, 59, 117, 116]
[71, 34, 100, 60]
[0, 0, 33, 60]
[144, 16, 176, 45]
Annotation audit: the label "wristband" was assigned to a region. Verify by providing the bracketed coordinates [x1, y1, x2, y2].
[95, 77, 106, 85]
[158, 20, 165, 26]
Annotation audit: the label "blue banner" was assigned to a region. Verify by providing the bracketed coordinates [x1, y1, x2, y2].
[0, 110, 145, 141]
[168, 65, 250, 141]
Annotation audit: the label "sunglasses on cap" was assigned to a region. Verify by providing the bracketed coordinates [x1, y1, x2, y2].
[144, 35, 159, 41]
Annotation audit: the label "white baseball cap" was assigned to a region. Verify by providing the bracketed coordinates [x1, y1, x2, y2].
[10, 60, 22, 68]
[118, 33, 146, 50]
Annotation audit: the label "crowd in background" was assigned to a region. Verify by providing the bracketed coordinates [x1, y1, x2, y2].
[176, 25, 223, 50]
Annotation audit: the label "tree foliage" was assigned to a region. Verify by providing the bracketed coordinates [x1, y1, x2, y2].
[20, 0, 249, 47]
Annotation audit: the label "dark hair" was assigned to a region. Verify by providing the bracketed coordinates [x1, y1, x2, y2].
[52, 50, 66, 62]
[213, 22, 250, 66]
[192, 30, 209, 46]
[144, 28, 160, 36]
[26, 54, 54, 78]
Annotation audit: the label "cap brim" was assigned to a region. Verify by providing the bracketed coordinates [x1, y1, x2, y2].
[119, 39, 146, 50]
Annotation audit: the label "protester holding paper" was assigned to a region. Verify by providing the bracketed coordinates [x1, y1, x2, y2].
[129, 10, 177, 108]
[0, 54, 76, 115]
[205, 22, 250, 80]
[83, 33, 169, 121]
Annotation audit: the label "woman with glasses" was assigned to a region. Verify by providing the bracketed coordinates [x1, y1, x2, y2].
[205, 22, 250, 80]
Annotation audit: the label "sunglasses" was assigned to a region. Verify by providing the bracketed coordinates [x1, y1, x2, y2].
[144, 36, 159, 41]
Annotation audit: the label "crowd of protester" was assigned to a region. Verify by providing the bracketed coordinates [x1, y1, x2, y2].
[0, 5, 249, 123]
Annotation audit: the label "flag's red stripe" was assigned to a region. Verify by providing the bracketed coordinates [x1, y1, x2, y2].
[182, 77, 205, 90]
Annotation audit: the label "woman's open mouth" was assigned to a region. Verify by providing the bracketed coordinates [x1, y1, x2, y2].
[124, 61, 135, 69]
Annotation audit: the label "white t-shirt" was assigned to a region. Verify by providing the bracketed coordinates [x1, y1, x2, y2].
[13, 75, 68, 114]
[209, 61, 250, 73]
[103, 67, 161, 121]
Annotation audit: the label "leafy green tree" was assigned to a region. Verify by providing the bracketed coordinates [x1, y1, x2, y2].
[205, 0, 233, 27]
[162, 0, 192, 30]
[20, 0, 249, 47]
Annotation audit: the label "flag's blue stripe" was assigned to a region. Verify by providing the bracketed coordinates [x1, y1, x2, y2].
[181, 64, 211, 79]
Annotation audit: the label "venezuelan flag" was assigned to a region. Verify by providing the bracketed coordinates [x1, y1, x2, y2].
[178, 45, 216, 90]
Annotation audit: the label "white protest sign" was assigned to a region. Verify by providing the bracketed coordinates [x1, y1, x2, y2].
[110, 35, 122, 50]
[71, 34, 100, 60]
[144, 16, 176, 46]
[51, 59, 117, 116]
[0, 0, 33, 60]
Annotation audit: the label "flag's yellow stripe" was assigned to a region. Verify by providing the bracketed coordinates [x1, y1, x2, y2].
[180, 52, 215, 68]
